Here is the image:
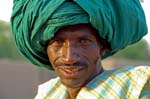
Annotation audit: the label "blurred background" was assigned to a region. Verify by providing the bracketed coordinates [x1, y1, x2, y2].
[0, 0, 150, 99]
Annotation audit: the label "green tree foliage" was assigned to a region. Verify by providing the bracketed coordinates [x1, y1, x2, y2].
[0, 20, 24, 60]
[113, 40, 150, 60]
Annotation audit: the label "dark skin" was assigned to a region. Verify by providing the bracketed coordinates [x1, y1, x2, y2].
[47, 24, 107, 99]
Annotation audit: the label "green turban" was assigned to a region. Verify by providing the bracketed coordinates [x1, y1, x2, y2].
[11, 0, 147, 70]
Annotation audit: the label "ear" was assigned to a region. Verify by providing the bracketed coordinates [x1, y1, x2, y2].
[98, 38, 111, 56]
[99, 46, 107, 56]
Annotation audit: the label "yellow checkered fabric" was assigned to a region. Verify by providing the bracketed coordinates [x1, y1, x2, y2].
[34, 66, 150, 99]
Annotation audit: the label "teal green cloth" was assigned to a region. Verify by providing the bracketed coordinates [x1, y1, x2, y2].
[11, 0, 147, 70]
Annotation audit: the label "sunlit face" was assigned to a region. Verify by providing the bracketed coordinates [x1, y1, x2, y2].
[47, 24, 105, 88]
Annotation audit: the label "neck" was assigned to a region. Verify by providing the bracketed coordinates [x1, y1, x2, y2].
[65, 62, 103, 99]
[66, 68, 103, 99]
[67, 87, 81, 99]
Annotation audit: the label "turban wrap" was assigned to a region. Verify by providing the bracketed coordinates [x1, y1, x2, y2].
[11, 0, 147, 70]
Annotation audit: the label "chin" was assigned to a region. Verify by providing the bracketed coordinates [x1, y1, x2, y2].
[62, 79, 86, 88]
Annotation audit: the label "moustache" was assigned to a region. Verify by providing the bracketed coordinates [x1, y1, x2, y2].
[54, 61, 88, 67]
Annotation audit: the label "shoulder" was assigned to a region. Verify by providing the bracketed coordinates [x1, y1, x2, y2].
[85, 66, 150, 98]
[34, 77, 61, 99]
[119, 66, 150, 82]
[105, 65, 150, 77]
[140, 77, 150, 98]
[90, 65, 150, 82]
[103, 65, 150, 83]
[38, 77, 61, 89]
[118, 66, 150, 79]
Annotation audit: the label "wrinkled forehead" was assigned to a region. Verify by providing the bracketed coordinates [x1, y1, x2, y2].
[53, 23, 100, 39]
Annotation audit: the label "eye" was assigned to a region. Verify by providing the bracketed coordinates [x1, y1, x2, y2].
[79, 39, 92, 44]
[48, 39, 64, 47]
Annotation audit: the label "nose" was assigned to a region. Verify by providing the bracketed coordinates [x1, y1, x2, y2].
[62, 43, 80, 65]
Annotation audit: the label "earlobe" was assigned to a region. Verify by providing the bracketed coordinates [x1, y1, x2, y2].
[99, 46, 106, 56]
[100, 51, 105, 57]
[96, 56, 102, 67]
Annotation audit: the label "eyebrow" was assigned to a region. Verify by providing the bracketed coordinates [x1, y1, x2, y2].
[54, 34, 97, 41]
[79, 35, 96, 40]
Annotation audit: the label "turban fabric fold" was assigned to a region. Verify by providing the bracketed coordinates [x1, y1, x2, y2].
[11, 0, 147, 70]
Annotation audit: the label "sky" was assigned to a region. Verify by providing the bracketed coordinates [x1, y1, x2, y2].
[0, 0, 149, 45]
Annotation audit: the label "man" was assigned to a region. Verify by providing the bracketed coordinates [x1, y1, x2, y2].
[11, 0, 150, 99]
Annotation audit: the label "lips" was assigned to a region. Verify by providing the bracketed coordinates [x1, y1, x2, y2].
[59, 67, 85, 78]
[63, 68, 83, 73]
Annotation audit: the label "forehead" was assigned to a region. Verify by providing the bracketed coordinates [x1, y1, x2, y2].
[54, 24, 99, 38]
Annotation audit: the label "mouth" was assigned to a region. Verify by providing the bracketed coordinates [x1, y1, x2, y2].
[63, 68, 83, 73]
[59, 66, 85, 78]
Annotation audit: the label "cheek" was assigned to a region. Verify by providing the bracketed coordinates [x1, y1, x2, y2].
[84, 45, 100, 61]
[47, 46, 60, 66]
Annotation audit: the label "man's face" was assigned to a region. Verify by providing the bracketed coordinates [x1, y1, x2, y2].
[47, 24, 105, 88]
